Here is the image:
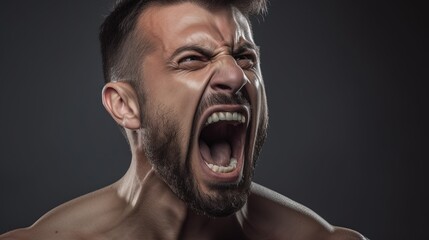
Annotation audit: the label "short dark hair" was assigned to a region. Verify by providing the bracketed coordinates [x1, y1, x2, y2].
[99, 0, 267, 84]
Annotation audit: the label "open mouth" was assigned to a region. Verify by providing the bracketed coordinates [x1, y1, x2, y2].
[198, 106, 249, 180]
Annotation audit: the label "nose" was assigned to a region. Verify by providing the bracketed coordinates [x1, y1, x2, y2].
[209, 56, 247, 95]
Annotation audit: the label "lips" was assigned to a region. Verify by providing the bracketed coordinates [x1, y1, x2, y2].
[196, 105, 249, 182]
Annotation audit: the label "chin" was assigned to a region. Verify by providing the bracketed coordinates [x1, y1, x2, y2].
[189, 176, 252, 217]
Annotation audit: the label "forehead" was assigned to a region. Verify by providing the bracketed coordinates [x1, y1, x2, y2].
[137, 2, 254, 52]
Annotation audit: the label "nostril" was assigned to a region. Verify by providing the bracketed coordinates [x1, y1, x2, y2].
[214, 84, 232, 91]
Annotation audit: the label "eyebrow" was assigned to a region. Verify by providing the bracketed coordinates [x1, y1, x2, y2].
[169, 45, 214, 61]
[234, 42, 260, 56]
[168, 41, 260, 61]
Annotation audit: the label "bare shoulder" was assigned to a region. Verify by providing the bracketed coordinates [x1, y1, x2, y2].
[0, 228, 30, 240]
[0, 185, 120, 240]
[236, 182, 367, 240]
[0, 227, 85, 240]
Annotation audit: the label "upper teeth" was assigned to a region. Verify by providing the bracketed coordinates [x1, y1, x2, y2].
[205, 112, 246, 125]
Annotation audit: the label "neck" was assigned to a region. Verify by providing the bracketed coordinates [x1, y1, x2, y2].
[108, 151, 245, 240]
[110, 152, 186, 239]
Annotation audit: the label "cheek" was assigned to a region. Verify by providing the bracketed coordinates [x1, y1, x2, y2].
[145, 70, 211, 148]
[256, 79, 269, 132]
[245, 71, 264, 114]
[173, 74, 210, 135]
[258, 79, 268, 119]
[243, 72, 267, 155]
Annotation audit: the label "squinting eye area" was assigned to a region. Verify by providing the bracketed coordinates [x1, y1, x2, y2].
[235, 54, 256, 69]
[176, 53, 257, 70]
[177, 54, 210, 70]
[178, 55, 208, 63]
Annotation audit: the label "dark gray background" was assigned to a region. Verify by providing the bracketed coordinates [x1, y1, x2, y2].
[1, 1, 427, 239]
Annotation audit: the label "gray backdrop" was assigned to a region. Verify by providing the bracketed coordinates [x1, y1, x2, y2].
[1, 1, 427, 239]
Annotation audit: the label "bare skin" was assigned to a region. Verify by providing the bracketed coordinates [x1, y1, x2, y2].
[1, 3, 366, 240]
[0, 166, 365, 240]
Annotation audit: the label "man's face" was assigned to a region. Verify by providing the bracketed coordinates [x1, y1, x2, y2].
[135, 2, 268, 216]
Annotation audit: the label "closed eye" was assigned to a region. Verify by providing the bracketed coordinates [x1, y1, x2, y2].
[177, 54, 210, 70]
[234, 54, 256, 69]
[179, 55, 208, 63]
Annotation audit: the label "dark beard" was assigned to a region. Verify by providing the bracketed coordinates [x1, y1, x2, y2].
[140, 93, 267, 217]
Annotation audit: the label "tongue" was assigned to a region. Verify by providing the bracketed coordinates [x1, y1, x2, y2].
[211, 141, 232, 165]
[199, 140, 232, 166]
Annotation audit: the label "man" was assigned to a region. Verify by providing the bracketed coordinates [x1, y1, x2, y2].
[1, 0, 367, 239]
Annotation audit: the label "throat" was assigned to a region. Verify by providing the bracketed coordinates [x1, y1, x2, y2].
[180, 211, 247, 240]
[107, 169, 188, 239]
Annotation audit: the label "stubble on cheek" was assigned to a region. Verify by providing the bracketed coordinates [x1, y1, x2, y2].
[137, 88, 267, 217]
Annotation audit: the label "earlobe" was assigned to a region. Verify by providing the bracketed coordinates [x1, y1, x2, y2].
[102, 82, 141, 130]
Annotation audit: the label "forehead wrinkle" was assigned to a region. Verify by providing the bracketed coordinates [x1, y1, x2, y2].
[172, 12, 236, 53]
[209, 6, 255, 52]
[138, 7, 174, 58]
[206, 7, 254, 53]
[232, 7, 254, 44]
[140, 2, 254, 57]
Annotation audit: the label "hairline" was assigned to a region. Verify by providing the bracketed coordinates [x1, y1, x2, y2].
[108, 0, 256, 84]
[103, 0, 262, 136]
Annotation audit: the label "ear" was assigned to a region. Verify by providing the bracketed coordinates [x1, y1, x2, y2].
[102, 81, 141, 130]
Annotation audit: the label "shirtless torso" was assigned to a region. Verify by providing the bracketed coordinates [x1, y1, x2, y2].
[1, 169, 365, 240]
[1, 1, 367, 239]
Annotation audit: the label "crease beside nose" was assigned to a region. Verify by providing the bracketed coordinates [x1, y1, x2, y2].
[209, 57, 247, 94]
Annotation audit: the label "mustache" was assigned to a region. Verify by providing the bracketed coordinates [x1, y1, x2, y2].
[195, 93, 250, 121]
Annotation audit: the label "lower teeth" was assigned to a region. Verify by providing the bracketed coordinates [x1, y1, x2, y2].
[205, 158, 237, 173]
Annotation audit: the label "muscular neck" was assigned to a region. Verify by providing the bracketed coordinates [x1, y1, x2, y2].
[106, 152, 245, 240]
[109, 153, 186, 239]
